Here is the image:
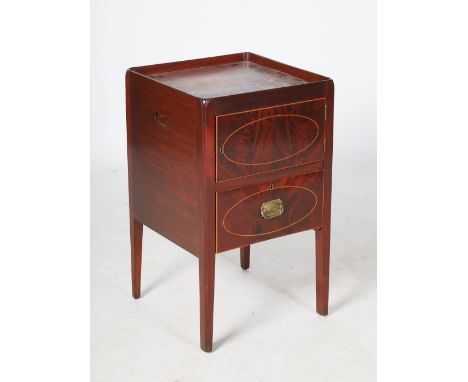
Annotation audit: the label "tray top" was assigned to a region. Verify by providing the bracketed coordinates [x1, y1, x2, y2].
[147, 61, 310, 98]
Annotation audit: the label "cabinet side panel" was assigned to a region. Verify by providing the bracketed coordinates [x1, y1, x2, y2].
[126, 71, 201, 255]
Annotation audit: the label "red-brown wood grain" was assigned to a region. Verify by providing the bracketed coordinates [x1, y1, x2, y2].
[198, 99, 216, 352]
[132, 52, 327, 89]
[315, 80, 334, 316]
[216, 172, 323, 253]
[130, 218, 143, 299]
[216, 99, 325, 182]
[126, 70, 201, 255]
[126, 53, 334, 352]
[240, 246, 250, 270]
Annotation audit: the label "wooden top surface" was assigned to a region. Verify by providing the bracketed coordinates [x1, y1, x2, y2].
[147, 61, 310, 98]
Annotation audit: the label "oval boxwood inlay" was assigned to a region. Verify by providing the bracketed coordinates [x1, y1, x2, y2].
[222, 186, 318, 237]
[222, 114, 319, 166]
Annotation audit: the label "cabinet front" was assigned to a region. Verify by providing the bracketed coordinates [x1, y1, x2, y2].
[216, 99, 326, 182]
[216, 171, 323, 253]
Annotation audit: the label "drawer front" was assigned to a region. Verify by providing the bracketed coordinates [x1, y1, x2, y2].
[216, 99, 325, 182]
[216, 172, 323, 253]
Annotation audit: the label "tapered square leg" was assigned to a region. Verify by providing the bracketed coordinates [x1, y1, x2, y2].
[199, 252, 216, 352]
[240, 246, 250, 270]
[315, 226, 330, 315]
[130, 218, 143, 299]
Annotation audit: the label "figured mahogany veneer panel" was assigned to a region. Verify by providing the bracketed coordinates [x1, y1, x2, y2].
[127, 52, 334, 351]
[216, 171, 323, 253]
[216, 99, 325, 182]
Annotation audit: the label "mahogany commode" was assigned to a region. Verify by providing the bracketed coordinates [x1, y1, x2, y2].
[125, 53, 334, 352]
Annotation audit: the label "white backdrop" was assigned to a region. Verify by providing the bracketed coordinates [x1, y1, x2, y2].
[91, 0, 375, 172]
[91, 1, 376, 381]
[3, 1, 467, 381]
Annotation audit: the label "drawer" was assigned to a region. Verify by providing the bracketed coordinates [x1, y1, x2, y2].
[216, 99, 326, 182]
[216, 171, 323, 253]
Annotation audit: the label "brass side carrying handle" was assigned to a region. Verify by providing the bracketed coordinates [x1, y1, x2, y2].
[153, 112, 169, 127]
[261, 198, 284, 219]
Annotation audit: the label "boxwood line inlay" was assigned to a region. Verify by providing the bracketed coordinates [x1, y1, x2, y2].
[221, 114, 320, 166]
[215, 97, 326, 182]
[215, 97, 326, 117]
[220, 185, 319, 237]
[126, 52, 334, 352]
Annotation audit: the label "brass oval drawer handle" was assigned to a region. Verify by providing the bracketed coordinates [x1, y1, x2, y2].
[260, 198, 284, 219]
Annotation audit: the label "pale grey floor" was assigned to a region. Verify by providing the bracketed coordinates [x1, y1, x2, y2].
[91, 159, 376, 382]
